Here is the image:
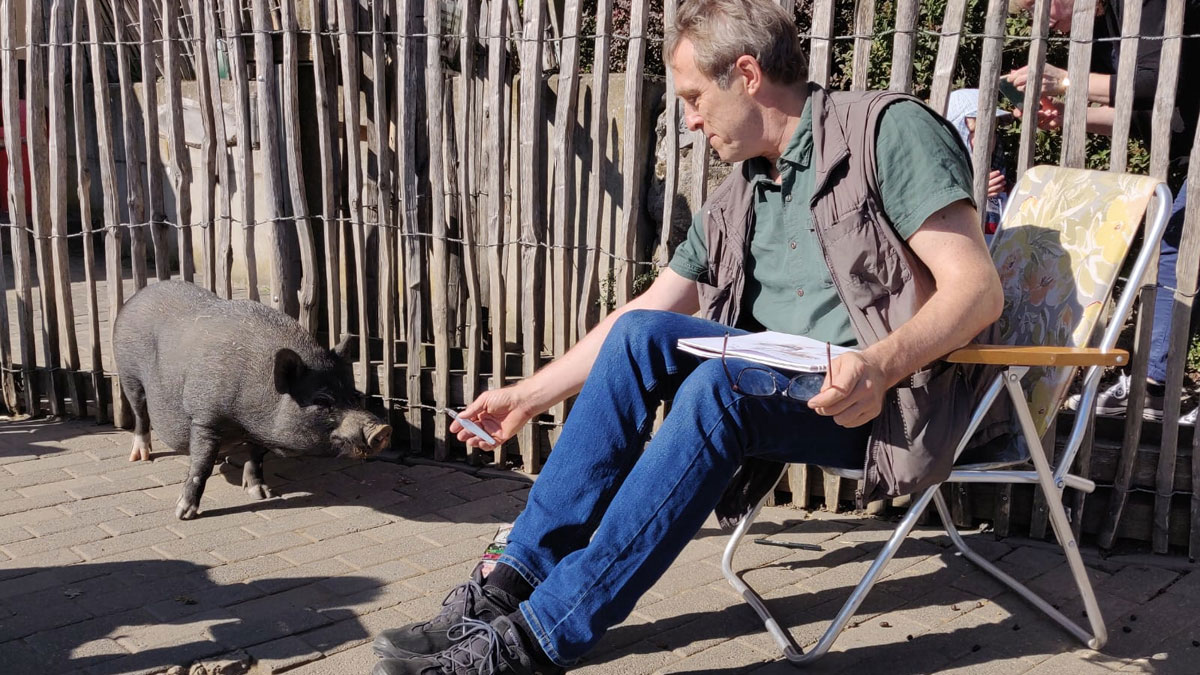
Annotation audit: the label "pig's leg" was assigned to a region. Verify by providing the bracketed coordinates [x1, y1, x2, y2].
[242, 445, 274, 500]
[123, 379, 153, 462]
[176, 424, 221, 520]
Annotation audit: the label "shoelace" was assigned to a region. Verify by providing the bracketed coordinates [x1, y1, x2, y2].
[423, 580, 486, 630]
[439, 617, 510, 675]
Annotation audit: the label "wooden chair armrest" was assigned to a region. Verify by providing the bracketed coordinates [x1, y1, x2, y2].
[945, 345, 1128, 367]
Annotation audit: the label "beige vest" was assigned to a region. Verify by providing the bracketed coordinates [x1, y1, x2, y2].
[701, 85, 1003, 506]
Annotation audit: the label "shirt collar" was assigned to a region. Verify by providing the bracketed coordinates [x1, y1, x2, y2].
[745, 96, 814, 185]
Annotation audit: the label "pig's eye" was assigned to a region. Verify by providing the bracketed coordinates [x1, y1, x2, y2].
[312, 393, 336, 407]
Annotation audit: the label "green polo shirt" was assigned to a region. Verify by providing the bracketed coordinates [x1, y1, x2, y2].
[669, 99, 974, 346]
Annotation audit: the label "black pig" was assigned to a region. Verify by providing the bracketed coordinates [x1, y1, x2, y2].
[113, 281, 392, 519]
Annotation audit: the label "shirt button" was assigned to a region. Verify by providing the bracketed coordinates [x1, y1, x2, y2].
[785, 194, 792, 202]
[789, 240, 797, 249]
[796, 288, 804, 297]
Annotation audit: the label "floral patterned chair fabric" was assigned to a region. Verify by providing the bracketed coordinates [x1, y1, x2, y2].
[989, 165, 1160, 437]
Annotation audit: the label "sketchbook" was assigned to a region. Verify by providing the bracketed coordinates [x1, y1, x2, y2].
[676, 331, 857, 373]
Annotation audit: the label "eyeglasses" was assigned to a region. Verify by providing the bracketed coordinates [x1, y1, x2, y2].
[720, 333, 830, 402]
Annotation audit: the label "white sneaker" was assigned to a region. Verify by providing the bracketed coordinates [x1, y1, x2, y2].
[1182, 407, 1198, 426]
[1065, 373, 1132, 415]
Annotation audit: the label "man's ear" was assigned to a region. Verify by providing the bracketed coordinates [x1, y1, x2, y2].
[332, 334, 354, 360]
[735, 54, 763, 94]
[273, 348, 305, 395]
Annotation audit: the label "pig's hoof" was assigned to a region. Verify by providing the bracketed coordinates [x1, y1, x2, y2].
[245, 484, 273, 500]
[128, 434, 152, 462]
[175, 496, 199, 520]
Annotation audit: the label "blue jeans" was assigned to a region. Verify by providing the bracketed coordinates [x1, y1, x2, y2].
[497, 310, 870, 665]
[1148, 180, 1192, 385]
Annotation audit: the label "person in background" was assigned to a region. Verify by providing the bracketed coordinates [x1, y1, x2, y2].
[944, 87, 1014, 240]
[1007, 0, 1200, 425]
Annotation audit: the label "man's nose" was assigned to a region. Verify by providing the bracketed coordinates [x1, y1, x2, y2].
[684, 112, 702, 131]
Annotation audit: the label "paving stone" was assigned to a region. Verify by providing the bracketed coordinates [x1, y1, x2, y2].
[0, 525, 33, 547]
[292, 512, 393, 541]
[0, 638, 49, 673]
[277, 532, 379, 566]
[24, 608, 144, 671]
[296, 613, 379, 656]
[216, 594, 333, 650]
[244, 634, 323, 673]
[203, 554, 294, 586]
[57, 491, 162, 516]
[1096, 564, 1182, 605]
[143, 577, 266, 623]
[362, 516, 453, 543]
[92, 636, 228, 675]
[248, 558, 358, 596]
[448, 477, 528, 502]
[571, 641, 677, 675]
[238, 509, 336, 537]
[0, 504, 64, 528]
[0, 491, 74, 516]
[0, 585, 95, 641]
[0, 467, 75, 491]
[95, 509, 180, 536]
[283, 641, 378, 674]
[335, 536, 433, 570]
[72, 527, 179, 561]
[400, 537, 491, 573]
[658, 635, 776, 673]
[1, 523, 111, 559]
[152, 526, 254, 558]
[210, 532, 310, 563]
[5, 451, 98, 474]
[1023, 651, 1123, 674]
[434, 492, 525, 523]
[0, 545, 85, 579]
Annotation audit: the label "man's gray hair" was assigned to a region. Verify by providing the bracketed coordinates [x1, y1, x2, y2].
[665, 0, 808, 89]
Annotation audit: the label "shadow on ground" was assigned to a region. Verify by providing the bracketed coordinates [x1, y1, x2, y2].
[0, 559, 382, 674]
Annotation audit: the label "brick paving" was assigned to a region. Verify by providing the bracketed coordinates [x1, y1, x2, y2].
[0, 418, 1197, 674]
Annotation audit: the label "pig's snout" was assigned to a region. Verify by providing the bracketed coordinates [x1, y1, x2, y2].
[332, 412, 391, 459]
[365, 423, 392, 454]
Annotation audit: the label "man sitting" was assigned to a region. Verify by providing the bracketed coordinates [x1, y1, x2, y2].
[372, 1, 1004, 672]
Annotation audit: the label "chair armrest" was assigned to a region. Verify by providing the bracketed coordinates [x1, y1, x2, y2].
[945, 345, 1128, 367]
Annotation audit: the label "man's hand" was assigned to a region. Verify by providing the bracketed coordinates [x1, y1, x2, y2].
[1007, 64, 1068, 97]
[1012, 95, 1064, 131]
[987, 169, 1006, 198]
[451, 385, 536, 450]
[807, 352, 889, 428]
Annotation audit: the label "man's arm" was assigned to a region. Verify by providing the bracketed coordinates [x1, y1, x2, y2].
[451, 268, 700, 448]
[808, 199, 1003, 427]
[512, 269, 700, 414]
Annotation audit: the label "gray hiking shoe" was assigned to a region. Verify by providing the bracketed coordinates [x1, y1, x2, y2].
[371, 615, 563, 675]
[373, 568, 521, 659]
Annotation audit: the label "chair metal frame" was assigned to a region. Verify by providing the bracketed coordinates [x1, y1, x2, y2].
[722, 178, 1173, 665]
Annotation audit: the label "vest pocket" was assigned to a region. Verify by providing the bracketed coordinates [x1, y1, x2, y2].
[825, 202, 871, 244]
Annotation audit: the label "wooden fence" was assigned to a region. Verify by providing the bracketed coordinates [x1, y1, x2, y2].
[2, 0, 1199, 555]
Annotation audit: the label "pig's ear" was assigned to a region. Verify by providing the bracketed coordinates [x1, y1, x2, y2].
[332, 334, 354, 360]
[273, 348, 306, 394]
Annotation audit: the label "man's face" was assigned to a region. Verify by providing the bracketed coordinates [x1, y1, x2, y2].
[1047, 0, 1075, 31]
[668, 39, 763, 162]
[1015, 0, 1077, 32]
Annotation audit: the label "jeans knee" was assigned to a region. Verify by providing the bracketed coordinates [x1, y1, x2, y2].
[607, 310, 674, 353]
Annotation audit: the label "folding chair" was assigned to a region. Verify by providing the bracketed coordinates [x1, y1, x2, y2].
[722, 165, 1172, 664]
